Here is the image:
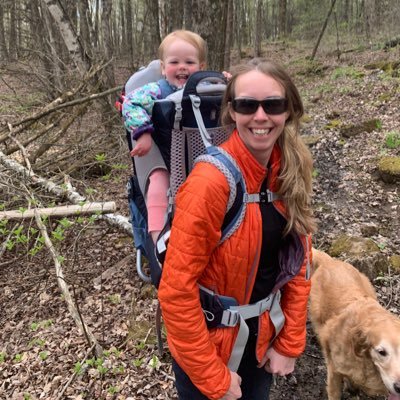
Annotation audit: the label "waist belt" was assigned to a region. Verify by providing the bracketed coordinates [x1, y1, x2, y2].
[199, 286, 285, 372]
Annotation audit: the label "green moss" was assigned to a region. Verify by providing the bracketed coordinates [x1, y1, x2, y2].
[301, 114, 313, 124]
[378, 156, 400, 183]
[389, 255, 400, 272]
[340, 119, 381, 138]
[324, 119, 341, 130]
[331, 66, 365, 80]
[385, 131, 400, 149]
[328, 235, 380, 257]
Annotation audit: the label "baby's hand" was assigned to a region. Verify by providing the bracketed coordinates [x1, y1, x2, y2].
[222, 71, 232, 81]
[130, 132, 152, 157]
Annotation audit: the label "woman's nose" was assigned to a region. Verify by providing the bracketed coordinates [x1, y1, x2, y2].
[253, 104, 269, 120]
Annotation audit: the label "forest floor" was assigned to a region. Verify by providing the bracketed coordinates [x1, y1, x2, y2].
[1, 41, 400, 399]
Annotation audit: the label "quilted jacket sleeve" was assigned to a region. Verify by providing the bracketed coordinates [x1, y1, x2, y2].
[273, 235, 312, 357]
[121, 82, 162, 140]
[158, 163, 232, 399]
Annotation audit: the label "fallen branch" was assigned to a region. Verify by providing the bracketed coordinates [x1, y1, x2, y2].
[0, 201, 116, 220]
[34, 209, 103, 357]
[0, 150, 86, 203]
[0, 151, 133, 236]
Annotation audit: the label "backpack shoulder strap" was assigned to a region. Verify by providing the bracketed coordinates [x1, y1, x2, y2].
[195, 146, 251, 243]
[195, 146, 281, 243]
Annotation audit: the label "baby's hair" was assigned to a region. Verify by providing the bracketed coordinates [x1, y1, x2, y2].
[158, 30, 207, 66]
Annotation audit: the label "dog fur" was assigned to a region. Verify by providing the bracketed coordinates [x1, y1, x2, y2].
[309, 249, 400, 400]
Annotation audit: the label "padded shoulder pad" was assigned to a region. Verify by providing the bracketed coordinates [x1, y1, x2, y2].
[125, 60, 162, 94]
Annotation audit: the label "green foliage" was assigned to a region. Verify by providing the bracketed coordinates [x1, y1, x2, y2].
[148, 354, 161, 369]
[312, 169, 320, 178]
[331, 66, 364, 80]
[385, 131, 400, 149]
[30, 322, 40, 332]
[111, 163, 129, 170]
[108, 294, 121, 304]
[74, 361, 84, 375]
[132, 358, 143, 367]
[95, 153, 107, 162]
[39, 351, 49, 361]
[0, 352, 6, 363]
[107, 386, 119, 395]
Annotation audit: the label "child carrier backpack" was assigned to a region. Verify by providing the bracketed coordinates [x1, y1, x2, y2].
[120, 62, 284, 371]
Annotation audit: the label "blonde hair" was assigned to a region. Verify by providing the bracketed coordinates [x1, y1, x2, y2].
[221, 59, 316, 235]
[158, 30, 207, 66]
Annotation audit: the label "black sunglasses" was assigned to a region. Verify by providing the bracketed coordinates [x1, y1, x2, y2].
[231, 97, 288, 115]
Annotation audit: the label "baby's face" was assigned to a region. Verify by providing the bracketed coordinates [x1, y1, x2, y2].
[161, 39, 204, 88]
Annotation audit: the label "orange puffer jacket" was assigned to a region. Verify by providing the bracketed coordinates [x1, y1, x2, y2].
[158, 129, 312, 399]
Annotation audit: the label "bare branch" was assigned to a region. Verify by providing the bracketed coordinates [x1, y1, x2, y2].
[0, 201, 116, 220]
[34, 209, 103, 356]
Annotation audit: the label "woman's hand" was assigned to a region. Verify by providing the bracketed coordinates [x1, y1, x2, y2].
[221, 371, 242, 399]
[130, 132, 152, 157]
[257, 347, 296, 376]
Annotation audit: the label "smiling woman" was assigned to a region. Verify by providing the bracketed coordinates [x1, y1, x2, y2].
[158, 58, 316, 400]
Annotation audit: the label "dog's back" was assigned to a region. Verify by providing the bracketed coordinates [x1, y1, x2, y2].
[310, 249, 377, 331]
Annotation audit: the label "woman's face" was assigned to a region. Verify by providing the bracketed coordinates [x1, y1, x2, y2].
[229, 70, 289, 166]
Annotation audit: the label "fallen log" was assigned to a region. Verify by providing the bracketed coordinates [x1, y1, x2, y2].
[0, 201, 116, 220]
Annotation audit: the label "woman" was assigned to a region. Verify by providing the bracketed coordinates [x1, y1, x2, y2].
[158, 59, 316, 400]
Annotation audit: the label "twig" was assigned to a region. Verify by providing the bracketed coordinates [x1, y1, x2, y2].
[7, 126, 32, 171]
[34, 209, 103, 357]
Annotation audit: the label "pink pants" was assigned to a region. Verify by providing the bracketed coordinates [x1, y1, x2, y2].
[146, 168, 169, 234]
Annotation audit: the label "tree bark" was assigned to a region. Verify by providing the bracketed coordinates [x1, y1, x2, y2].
[9, 0, 17, 60]
[0, 2, 8, 60]
[223, 0, 233, 69]
[42, 0, 88, 73]
[191, 0, 228, 71]
[278, 0, 287, 38]
[254, 0, 262, 57]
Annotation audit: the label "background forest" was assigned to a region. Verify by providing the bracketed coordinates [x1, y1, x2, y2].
[1, 0, 400, 399]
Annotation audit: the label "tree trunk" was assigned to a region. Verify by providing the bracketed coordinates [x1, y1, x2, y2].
[254, 0, 262, 57]
[310, 0, 338, 60]
[278, 0, 287, 38]
[42, 0, 89, 73]
[9, 0, 17, 60]
[191, 0, 228, 71]
[78, 0, 92, 58]
[0, 3, 8, 60]
[100, 0, 116, 88]
[146, 0, 161, 59]
[124, 0, 134, 69]
[223, 0, 233, 69]
[183, 0, 193, 30]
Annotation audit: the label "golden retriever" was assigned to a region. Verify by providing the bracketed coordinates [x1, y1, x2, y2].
[309, 248, 400, 400]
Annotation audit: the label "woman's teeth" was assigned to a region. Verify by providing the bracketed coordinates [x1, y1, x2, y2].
[252, 128, 271, 136]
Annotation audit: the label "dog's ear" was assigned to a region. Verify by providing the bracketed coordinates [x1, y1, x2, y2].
[352, 327, 371, 358]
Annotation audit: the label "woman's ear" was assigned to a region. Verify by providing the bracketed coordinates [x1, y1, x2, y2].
[228, 103, 236, 122]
